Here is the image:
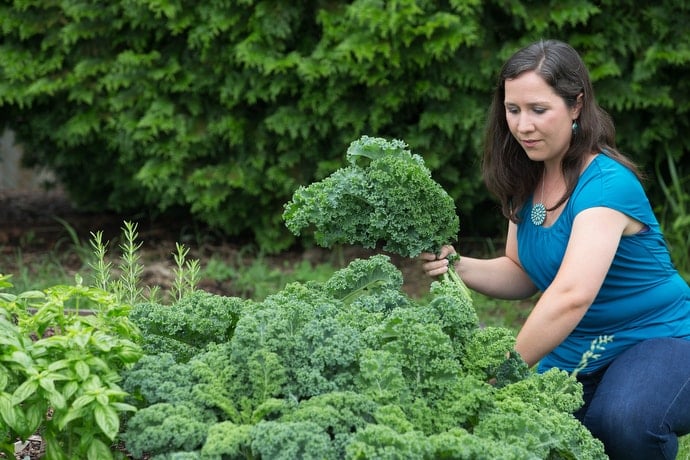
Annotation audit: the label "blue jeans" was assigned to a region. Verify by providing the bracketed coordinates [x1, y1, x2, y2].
[575, 338, 690, 460]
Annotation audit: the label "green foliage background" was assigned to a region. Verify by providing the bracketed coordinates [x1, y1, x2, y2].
[1, 0, 689, 252]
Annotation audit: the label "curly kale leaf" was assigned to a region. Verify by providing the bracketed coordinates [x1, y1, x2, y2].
[473, 369, 605, 459]
[496, 368, 584, 414]
[461, 326, 521, 382]
[428, 275, 478, 352]
[130, 291, 247, 362]
[324, 254, 404, 305]
[200, 421, 253, 459]
[230, 282, 364, 399]
[346, 424, 433, 459]
[122, 342, 256, 424]
[405, 373, 494, 435]
[355, 349, 410, 405]
[283, 135, 459, 257]
[250, 420, 337, 460]
[122, 353, 198, 408]
[282, 391, 379, 457]
[428, 428, 533, 460]
[475, 399, 606, 460]
[492, 350, 532, 388]
[352, 414, 543, 460]
[122, 403, 213, 459]
[372, 306, 462, 395]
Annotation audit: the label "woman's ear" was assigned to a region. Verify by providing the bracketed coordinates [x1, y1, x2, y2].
[572, 92, 584, 118]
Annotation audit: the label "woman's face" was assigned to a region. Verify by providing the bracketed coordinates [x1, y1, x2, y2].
[504, 70, 581, 164]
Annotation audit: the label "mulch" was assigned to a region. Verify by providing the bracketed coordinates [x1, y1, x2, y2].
[5, 435, 45, 460]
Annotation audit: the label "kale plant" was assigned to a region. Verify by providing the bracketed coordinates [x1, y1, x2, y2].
[129, 290, 246, 362]
[284, 134, 471, 298]
[121, 256, 606, 459]
[283, 135, 460, 258]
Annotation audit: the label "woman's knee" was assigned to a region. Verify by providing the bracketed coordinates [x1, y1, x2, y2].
[584, 397, 676, 460]
[582, 338, 690, 459]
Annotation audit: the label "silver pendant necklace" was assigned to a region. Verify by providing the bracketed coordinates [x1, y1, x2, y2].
[531, 175, 547, 226]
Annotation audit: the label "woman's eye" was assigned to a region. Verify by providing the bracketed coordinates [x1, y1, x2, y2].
[533, 107, 546, 114]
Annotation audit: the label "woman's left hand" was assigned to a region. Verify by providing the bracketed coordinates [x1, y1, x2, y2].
[420, 245, 456, 277]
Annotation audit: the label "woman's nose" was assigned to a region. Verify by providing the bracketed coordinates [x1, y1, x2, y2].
[516, 114, 534, 133]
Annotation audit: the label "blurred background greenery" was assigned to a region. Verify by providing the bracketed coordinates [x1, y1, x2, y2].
[0, 1, 687, 277]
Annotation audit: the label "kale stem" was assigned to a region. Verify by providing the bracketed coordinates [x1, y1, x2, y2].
[443, 253, 472, 300]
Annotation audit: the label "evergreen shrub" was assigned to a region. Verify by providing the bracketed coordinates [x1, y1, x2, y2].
[1, 1, 688, 251]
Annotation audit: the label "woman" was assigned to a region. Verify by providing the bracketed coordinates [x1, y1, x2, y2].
[421, 39, 690, 459]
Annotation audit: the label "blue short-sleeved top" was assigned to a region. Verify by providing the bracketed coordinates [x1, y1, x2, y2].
[517, 153, 690, 373]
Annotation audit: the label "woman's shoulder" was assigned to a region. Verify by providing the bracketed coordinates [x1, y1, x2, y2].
[580, 153, 641, 189]
[572, 153, 647, 211]
[588, 152, 637, 176]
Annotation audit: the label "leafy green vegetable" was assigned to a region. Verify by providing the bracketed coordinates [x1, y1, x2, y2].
[129, 290, 246, 362]
[427, 269, 479, 351]
[122, 402, 213, 459]
[0, 279, 141, 460]
[122, 255, 606, 459]
[251, 420, 337, 460]
[324, 253, 405, 305]
[200, 421, 252, 459]
[284, 135, 472, 302]
[283, 135, 460, 258]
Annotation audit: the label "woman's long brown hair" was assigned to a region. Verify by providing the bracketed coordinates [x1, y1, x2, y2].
[481, 40, 641, 223]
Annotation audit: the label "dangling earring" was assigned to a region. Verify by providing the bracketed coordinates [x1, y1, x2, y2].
[572, 120, 579, 135]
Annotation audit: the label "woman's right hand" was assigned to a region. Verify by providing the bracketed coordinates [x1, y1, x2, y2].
[420, 245, 457, 278]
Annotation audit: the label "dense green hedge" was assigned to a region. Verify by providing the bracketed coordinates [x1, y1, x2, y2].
[1, 1, 689, 252]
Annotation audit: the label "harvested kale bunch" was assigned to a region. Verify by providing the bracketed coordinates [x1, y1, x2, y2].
[283, 135, 459, 258]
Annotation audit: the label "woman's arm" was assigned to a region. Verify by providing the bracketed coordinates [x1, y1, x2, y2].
[421, 221, 538, 300]
[514, 206, 632, 367]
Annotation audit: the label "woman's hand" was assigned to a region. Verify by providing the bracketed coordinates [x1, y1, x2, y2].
[420, 245, 457, 277]
[422, 234, 538, 301]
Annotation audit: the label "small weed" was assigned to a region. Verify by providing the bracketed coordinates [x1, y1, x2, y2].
[53, 215, 92, 261]
[287, 258, 336, 284]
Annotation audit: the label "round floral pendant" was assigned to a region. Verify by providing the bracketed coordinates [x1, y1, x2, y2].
[531, 203, 547, 226]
